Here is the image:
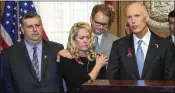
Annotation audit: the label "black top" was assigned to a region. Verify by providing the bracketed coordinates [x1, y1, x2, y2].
[60, 56, 106, 93]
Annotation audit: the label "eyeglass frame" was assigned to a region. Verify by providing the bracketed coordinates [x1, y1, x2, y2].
[169, 22, 175, 26]
[93, 19, 109, 28]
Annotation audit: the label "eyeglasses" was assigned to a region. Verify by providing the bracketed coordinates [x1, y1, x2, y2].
[93, 19, 108, 28]
[169, 22, 175, 26]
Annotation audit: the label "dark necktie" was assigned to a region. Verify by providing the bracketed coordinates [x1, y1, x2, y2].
[95, 36, 100, 53]
[32, 46, 40, 81]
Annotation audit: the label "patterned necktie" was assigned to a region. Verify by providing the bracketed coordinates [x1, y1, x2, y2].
[32, 46, 40, 81]
[95, 36, 100, 53]
[136, 40, 144, 79]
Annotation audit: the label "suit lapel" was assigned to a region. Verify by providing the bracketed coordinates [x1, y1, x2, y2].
[21, 42, 39, 81]
[41, 40, 49, 80]
[99, 34, 106, 53]
[167, 35, 172, 41]
[124, 34, 140, 79]
[141, 33, 158, 78]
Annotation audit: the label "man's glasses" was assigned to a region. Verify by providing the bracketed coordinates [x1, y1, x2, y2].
[93, 19, 108, 28]
[169, 22, 175, 26]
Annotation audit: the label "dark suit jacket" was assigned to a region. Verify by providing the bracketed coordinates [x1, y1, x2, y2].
[2, 40, 64, 93]
[107, 32, 175, 80]
[0, 54, 14, 93]
[166, 35, 173, 42]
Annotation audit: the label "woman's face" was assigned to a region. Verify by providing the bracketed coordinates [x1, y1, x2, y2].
[75, 28, 90, 52]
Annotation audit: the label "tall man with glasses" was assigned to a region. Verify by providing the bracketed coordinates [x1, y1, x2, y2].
[90, 4, 119, 79]
[166, 9, 175, 44]
[90, 4, 119, 58]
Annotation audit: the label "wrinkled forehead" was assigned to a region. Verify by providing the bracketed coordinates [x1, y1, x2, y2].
[23, 16, 42, 25]
[94, 11, 109, 23]
[169, 17, 175, 22]
[23, 17, 41, 24]
[126, 8, 143, 16]
[126, 3, 147, 16]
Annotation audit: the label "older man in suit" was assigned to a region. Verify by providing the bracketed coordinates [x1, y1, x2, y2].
[107, 2, 175, 80]
[2, 12, 65, 92]
[0, 53, 13, 93]
[90, 4, 119, 58]
[166, 9, 175, 44]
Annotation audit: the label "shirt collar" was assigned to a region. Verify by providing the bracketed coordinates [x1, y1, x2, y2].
[24, 40, 42, 52]
[95, 34, 103, 40]
[171, 35, 175, 42]
[133, 29, 151, 45]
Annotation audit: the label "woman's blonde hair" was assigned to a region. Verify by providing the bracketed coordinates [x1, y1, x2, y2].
[67, 22, 96, 61]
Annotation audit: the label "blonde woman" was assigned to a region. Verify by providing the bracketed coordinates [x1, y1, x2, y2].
[60, 22, 108, 93]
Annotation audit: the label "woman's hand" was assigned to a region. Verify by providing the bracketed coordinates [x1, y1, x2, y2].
[88, 53, 108, 80]
[95, 53, 108, 69]
[57, 49, 72, 62]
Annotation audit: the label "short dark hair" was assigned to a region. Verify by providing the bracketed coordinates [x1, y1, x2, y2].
[168, 9, 175, 18]
[21, 12, 42, 26]
[91, 4, 112, 26]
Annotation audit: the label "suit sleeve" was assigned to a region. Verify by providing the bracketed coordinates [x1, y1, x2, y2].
[106, 41, 120, 80]
[1, 53, 14, 93]
[164, 42, 175, 80]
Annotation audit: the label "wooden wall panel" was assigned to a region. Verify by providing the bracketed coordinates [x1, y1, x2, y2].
[108, 1, 135, 38]
[118, 1, 135, 38]
[0, 1, 5, 22]
[108, 1, 118, 37]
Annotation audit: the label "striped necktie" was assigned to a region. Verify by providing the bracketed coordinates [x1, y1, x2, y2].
[32, 46, 40, 81]
[95, 36, 100, 53]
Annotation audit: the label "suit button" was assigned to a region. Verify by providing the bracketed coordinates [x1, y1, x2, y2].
[77, 88, 79, 91]
[40, 87, 43, 90]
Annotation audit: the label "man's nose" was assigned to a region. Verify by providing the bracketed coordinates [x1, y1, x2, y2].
[33, 26, 37, 31]
[131, 18, 136, 25]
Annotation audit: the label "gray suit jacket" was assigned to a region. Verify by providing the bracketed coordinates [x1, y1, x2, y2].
[99, 31, 119, 58]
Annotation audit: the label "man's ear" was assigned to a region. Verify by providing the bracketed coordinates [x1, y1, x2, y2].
[21, 27, 24, 33]
[145, 12, 150, 22]
[146, 15, 150, 22]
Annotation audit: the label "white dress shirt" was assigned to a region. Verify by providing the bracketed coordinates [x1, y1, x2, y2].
[133, 29, 151, 60]
[95, 34, 103, 45]
[171, 35, 175, 43]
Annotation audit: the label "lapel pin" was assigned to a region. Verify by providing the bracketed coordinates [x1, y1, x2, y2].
[154, 44, 159, 48]
[44, 55, 47, 59]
